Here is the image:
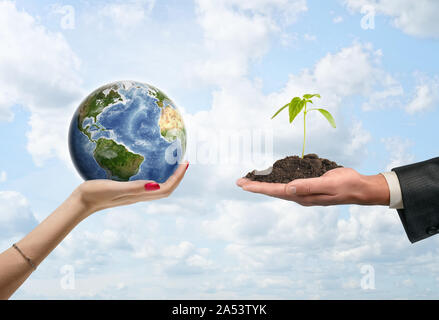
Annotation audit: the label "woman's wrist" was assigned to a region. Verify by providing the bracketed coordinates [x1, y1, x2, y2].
[69, 188, 96, 221]
[358, 174, 390, 206]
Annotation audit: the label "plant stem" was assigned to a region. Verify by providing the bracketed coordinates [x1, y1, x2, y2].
[302, 102, 306, 159]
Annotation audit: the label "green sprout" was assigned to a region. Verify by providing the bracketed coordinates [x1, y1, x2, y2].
[271, 94, 336, 159]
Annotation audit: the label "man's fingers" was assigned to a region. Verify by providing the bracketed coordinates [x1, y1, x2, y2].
[286, 177, 334, 196]
[240, 181, 287, 198]
[237, 178, 342, 205]
[239, 176, 335, 197]
[236, 178, 249, 187]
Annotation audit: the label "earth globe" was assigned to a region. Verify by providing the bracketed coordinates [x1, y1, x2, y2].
[69, 81, 186, 183]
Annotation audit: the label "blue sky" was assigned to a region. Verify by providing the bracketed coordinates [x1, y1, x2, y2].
[1, 0, 439, 299]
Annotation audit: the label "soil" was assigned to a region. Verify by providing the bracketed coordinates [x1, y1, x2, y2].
[244, 154, 342, 183]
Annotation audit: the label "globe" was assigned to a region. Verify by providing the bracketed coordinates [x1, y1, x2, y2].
[69, 81, 186, 183]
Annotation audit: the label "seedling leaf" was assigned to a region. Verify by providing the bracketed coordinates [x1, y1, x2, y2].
[303, 93, 321, 100]
[289, 97, 304, 123]
[317, 108, 336, 128]
[271, 103, 289, 119]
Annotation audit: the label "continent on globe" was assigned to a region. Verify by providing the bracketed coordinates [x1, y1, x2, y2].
[93, 138, 144, 181]
[149, 86, 172, 108]
[69, 81, 187, 183]
[159, 104, 186, 155]
[77, 85, 123, 141]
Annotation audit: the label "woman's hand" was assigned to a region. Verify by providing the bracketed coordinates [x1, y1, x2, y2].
[236, 167, 390, 206]
[75, 161, 189, 216]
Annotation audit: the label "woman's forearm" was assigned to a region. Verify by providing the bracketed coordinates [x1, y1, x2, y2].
[0, 190, 91, 299]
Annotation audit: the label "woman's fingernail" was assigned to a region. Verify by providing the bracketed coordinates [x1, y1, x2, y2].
[288, 186, 296, 195]
[144, 183, 160, 191]
[186, 162, 189, 171]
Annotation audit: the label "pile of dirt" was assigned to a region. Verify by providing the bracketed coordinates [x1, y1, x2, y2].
[244, 154, 342, 183]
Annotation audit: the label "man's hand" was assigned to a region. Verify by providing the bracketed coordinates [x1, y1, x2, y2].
[236, 167, 390, 206]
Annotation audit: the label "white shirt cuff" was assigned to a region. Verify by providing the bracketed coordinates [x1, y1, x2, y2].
[381, 171, 404, 209]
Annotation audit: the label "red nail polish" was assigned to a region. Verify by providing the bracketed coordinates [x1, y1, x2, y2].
[144, 183, 160, 191]
[186, 163, 189, 171]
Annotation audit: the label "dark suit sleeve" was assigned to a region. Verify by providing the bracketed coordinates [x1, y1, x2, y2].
[392, 157, 439, 243]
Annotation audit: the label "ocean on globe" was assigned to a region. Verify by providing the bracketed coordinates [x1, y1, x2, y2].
[69, 81, 186, 183]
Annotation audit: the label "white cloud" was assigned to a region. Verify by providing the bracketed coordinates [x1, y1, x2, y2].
[0, 1, 83, 165]
[195, 2, 276, 82]
[260, 42, 401, 119]
[343, 121, 372, 158]
[53, 228, 135, 272]
[0, 171, 6, 183]
[203, 198, 426, 269]
[0, 191, 38, 239]
[193, 197, 439, 298]
[333, 16, 343, 23]
[306, 44, 402, 112]
[10, 193, 439, 299]
[50, 206, 215, 279]
[406, 74, 439, 114]
[100, 0, 155, 28]
[344, 0, 439, 38]
[361, 78, 404, 111]
[186, 254, 213, 269]
[194, 0, 307, 83]
[382, 137, 415, 171]
[203, 200, 406, 263]
[309, 43, 398, 99]
[206, 0, 308, 24]
[303, 33, 317, 41]
[26, 110, 74, 166]
[203, 200, 339, 246]
[407, 85, 435, 114]
[162, 241, 194, 259]
[334, 205, 407, 261]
